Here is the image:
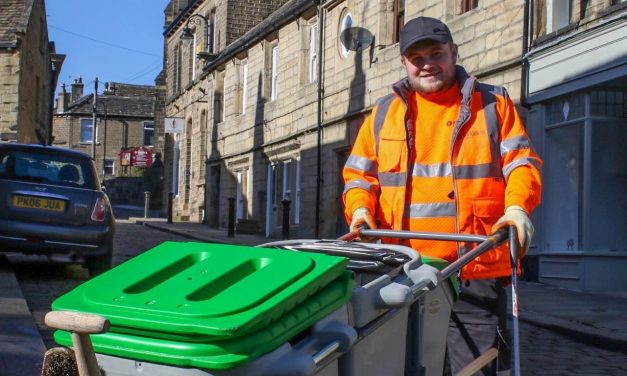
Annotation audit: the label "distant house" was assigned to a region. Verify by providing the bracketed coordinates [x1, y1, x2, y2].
[0, 0, 64, 144]
[52, 80, 165, 183]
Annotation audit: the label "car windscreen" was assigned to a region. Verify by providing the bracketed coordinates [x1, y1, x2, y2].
[0, 149, 97, 189]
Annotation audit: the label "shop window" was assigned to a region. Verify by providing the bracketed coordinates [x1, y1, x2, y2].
[544, 122, 583, 252]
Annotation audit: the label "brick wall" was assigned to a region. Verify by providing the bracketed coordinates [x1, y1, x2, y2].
[226, 0, 291, 45]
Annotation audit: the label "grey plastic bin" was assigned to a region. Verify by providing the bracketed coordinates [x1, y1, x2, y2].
[94, 307, 356, 376]
[264, 240, 456, 376]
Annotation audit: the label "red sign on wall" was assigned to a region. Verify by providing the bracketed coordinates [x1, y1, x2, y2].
[131, 146, 152, 167]
[119, 151, 131, 166]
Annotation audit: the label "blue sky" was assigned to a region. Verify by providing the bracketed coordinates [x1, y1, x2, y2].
[46, 0, 170, 95]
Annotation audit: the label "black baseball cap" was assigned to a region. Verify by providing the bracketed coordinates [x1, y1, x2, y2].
[399, 17, 453, 55]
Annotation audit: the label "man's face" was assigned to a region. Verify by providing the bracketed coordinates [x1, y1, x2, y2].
[401, 41, 458, 95]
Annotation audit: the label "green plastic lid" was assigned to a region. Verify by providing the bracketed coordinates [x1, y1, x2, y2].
[420, 254, 459, 298]
[53, 271, 354, 370]
[52, 242, 350, 341]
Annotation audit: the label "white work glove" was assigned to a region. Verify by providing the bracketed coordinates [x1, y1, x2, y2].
[492, 205, 534, 258]
[350, 207, 377, 241]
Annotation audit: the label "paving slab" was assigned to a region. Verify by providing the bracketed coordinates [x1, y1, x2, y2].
[0, 263, 47, 376]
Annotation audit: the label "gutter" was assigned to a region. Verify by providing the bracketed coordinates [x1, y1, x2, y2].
[521, 0, 531, 108]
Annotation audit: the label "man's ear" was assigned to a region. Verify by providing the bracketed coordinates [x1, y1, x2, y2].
[400, 55, 406, 67]
[451, 43, 459, 64]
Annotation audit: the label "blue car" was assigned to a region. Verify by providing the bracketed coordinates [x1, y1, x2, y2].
[0, 143, 114, 277]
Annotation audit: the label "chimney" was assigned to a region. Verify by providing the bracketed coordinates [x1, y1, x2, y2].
[71, 77, 84, 103]
[103, 82, 116, 96]
[56, 83, 69, 113]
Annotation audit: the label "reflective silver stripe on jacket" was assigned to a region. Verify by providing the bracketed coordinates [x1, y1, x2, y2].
[412, 163, 452, 177]
[500, 136, 531, 156]
[502, 157, 541, 181]
[479, 84, 504, 179]
[454, 163, 496, 179]
[345, 155, 377, 174]
[408, 202, 457, 218]
[379, 172, 406, 187]
[343, 179, 374, 194]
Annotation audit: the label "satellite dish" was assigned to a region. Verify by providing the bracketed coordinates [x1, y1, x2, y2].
[340, 27, 374, 52]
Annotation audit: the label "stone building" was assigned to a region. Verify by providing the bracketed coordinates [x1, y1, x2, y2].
[0, 0, 64, 144]
[162, 0, 290, 222]
[523, 0, 627, 291]
[163, 0, 627, 290]
[53, 80, 165, 205]
[164, 0, 529, 235]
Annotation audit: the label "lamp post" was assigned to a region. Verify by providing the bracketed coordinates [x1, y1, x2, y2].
[101, 100, 108, 182]
[180, 14, 218, 62]
[91, 78, 98, 159]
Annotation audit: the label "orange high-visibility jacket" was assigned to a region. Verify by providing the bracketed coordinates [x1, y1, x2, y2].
[343, 67, 542, 280]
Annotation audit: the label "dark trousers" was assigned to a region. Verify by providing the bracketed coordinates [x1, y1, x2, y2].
[445, 278, 511, 376]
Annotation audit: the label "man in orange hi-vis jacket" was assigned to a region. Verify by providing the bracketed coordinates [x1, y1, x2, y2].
[343, 16, 542, 375]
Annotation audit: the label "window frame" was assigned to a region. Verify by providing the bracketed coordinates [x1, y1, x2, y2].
[192, 32, 198, 79]
[103, 159, 115, 176]
[80, 118, 93, 144]
[214, 71, 225, 123]
[271, 45, 279, 101]
[461, 0, 478, 14]
[534, 0, 572, 38]
[339, 10, 353, 58]
[394, 0, 405, 43]
[143, 121, 155, 146]
[207, 10, 216, 54]
[309, 23, 318, 83]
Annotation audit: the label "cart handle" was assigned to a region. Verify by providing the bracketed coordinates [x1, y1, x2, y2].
[339, 228, 510, 280]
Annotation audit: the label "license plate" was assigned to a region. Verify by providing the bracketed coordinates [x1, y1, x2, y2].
[12, 195, 66, 212]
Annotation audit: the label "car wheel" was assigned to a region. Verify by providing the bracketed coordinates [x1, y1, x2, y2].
[86, 240, 113, 278]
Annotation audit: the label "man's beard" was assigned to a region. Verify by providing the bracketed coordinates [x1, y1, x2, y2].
[409, 76, 446, 94]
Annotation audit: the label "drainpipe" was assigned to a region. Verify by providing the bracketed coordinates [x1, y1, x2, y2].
[315, 0, 325, 238]
[521, 0, 531, 108]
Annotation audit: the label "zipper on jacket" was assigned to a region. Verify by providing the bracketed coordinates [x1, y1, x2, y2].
[449, 68, 476, 278]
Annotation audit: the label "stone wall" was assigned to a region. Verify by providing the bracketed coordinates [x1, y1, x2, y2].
[0, 53, 20, 141]
[0, 0, 52, 144]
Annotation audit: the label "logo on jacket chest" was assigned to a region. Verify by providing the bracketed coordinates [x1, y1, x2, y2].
[463, 129, 487, 138]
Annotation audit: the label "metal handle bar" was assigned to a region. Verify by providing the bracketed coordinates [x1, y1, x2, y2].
[339, 228, 510, 281]
[312, 340, 341, 365]
[440, 229, 508, 280]
[359, 229, 490, 244]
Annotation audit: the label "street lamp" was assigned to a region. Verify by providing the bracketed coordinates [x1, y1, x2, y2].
[180, 14, 219, 62]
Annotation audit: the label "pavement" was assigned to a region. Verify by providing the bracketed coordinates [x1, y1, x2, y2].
[1, 215, 626, 375]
